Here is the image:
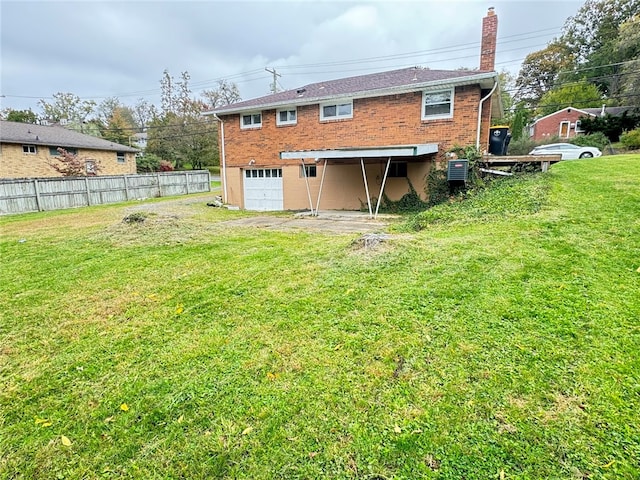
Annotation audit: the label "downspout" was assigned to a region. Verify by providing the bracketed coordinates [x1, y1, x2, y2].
[213, 113, 228, 203]
[476, 79, 498, 150]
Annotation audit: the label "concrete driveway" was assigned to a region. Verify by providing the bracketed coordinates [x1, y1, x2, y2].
[220, 211, 396, 234]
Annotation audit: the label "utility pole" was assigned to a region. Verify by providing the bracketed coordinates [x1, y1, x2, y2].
[265, 67, 281, 94]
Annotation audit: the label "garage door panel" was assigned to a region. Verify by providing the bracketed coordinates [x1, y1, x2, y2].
[244, 168, 283, 211]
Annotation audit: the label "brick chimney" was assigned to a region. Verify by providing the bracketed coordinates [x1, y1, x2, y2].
[480, 7, 498, 71]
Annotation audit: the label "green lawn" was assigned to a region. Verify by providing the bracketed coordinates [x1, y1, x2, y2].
[1, 156, 639, 479]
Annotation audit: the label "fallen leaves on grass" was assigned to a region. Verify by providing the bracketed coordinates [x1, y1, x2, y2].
[61, 435, 72, 447]
[120, 403, 129, 412]
[241, 426, 253, 436]
[34, 417, 52, 427]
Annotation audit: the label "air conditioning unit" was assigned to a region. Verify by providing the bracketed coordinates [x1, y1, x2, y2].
[447, 159, 469, 181]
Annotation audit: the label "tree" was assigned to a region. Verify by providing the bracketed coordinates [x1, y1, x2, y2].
[201, 80, 242, 109]
[537, 80, 604, 116]
[147, 70, 219, 170]
[1, 108, 39, 123]
[38, 92, 96, 123]
[514, 41, 575, 104]
[615, 14, 640, 106]
[561, 0, 640, 98]
[49, 148, 102, 176]
[133, 98, 157, 130]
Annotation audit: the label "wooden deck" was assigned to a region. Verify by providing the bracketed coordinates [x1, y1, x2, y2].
[480, 155, 562, 172]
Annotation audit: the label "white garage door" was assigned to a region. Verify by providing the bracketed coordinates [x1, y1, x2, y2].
[243, 168, 283, 211]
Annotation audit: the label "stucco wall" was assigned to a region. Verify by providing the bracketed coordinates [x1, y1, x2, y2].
[0, 143, 137, 178]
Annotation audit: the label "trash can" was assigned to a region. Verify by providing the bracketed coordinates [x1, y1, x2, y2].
[489, 126, 510, 155]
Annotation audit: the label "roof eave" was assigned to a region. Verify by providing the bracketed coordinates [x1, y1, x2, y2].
[207, 72, 498, 116]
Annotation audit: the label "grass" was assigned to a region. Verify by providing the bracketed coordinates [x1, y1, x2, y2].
[1, 155, 639, 479]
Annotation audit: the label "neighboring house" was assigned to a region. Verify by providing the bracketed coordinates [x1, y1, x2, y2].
[208, 8, 502, 212]
[529, 107, 597, 141]
[529, 105, 638, 141]
[0, 120, 138, 178]
[131, 132, 148, 154]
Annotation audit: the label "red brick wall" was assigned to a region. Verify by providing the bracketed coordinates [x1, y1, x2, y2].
[480, 9, 498, 71]
[218, 86, 493, 208]
[531, 109, 593, 141]
[220, 85, 489, 168]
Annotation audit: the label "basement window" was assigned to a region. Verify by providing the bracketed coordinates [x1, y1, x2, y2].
[422, 88, 454, 120]
[23, 145, 37, 154]
[241, 112, 262, 129]
[300, 165, 317, 178]
[388, 162, 408, 178]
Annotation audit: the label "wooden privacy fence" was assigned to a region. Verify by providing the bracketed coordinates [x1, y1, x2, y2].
[0, 170, 211, 215]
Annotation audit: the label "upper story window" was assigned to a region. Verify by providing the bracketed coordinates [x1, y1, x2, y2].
[241, 112, 262, 129]
[116, 152, 126, 163]
[49, 147, 77, 156]
[23, 145, 37, 154]
[422, 88, 454, 120]
[277, 108, 297, 126]
[320, 100, 353, 121]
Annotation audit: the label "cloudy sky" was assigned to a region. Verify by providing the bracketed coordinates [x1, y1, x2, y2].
[1, 0, 583, 114]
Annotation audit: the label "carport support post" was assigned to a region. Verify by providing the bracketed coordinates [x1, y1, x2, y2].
[315, 159, 327, 216]
[374, 157, 391, 219]
[360, 158, 373, 218]
[301, 159, 314, 214]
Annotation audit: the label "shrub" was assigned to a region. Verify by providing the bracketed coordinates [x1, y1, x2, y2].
[570, 132, 609, 151]
[620, 129, 640, 150]
[159, 160, 175, 171]
[136, 153, 162, 173]
[507, 137, 538, 155]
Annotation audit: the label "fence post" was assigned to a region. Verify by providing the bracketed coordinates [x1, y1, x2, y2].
[33, 179, 43, 211]
[156, 172, 162, 197]
[185, 172, 190, 194]
[85, 177, 92, 206]
[124, 175, 130, 200]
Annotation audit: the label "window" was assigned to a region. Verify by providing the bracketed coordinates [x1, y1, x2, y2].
[23, 145, 37, 154]
[575, 120, 584, 133]
[241, 112, 262, 129]
[277, 108, 297, 126]
[116, 152, 126, 163]
[320, 100, 353, 121]
[85, 160, 97, 175]
[245, 169, 282, 178]
[422, 88, 454, 120]
[388, 162, 407, 178]
[49, 147, 77, 156]
[300, 165, 317, 178]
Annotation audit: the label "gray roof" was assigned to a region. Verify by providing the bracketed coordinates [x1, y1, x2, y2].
[0, 120, 138, 153]
[582, 106, 638, 117]
[210, 67, 497, 115]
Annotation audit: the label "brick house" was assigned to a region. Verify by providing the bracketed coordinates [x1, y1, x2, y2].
[529, 107, 597, 141]
[209, 9, 501, 213]
[0, 120, 138, 179]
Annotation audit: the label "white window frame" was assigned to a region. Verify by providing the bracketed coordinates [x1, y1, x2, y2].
[240, 112, 262, 129]
[23, 145, 37, 154]
[320, 100, 353, 121]
[575, 120, 584, 133]
[422, 88, 454, 121]
[116, 152, 126, 163]
[276, 108, 297, 126]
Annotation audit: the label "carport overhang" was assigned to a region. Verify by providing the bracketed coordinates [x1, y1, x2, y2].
[280, 143, 439, 219]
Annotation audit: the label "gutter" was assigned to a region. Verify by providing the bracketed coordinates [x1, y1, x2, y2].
[212, 113, 228, 203]
[476, 78, 498, 149]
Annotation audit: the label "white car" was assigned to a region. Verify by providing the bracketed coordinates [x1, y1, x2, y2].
[529, 143, 602, 160]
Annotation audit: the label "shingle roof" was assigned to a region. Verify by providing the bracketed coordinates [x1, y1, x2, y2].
[0, 121, 138, 152]
[210, 67, 497, 115]
[582, 106, 638, 117]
